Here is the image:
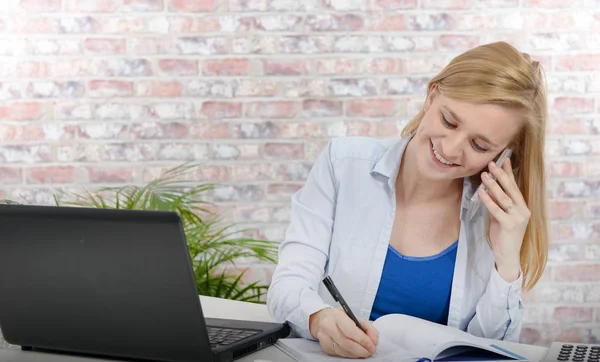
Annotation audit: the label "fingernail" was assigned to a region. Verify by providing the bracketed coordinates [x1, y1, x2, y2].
[490, 162, 497, 168]
[482, 172, 489, 180]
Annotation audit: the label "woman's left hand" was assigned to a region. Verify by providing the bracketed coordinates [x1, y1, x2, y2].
[478, 157, 531, 283]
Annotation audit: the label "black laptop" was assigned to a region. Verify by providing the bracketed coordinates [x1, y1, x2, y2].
[0, 204, 289, 362]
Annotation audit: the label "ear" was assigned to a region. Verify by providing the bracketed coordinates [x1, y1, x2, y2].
[424, 83, 438, 113]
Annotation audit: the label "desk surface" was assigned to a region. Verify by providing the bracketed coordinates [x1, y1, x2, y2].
[0, 296, 547, 362]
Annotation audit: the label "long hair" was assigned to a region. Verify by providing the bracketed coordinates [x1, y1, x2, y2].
[401, 42, 548, 291]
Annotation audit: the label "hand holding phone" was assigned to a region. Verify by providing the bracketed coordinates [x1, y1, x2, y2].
[466, 148, 513, 221]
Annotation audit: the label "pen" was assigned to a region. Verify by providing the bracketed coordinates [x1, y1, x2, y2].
[322, 276, 365, 333]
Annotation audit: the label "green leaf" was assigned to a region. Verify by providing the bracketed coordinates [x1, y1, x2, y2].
[50, 162, 277, 303]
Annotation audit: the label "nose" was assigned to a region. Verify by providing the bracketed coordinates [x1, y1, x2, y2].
[441, 137, 464, 163]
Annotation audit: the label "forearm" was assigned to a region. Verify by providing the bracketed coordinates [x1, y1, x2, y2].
[466, 265, 524, 342]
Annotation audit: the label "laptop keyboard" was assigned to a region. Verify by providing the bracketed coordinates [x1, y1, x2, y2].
[207, 326, 260, 348]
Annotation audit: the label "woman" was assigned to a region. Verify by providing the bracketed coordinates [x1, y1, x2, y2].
[266, 41, 549, 359]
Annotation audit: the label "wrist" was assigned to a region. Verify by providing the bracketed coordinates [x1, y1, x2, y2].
[309, 308, 329, 339]
[495, 261, 521, 283]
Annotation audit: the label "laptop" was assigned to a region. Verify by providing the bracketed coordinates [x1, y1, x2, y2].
[0, 204, 290, 362]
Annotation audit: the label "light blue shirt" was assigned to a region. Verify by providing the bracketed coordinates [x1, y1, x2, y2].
[266, 136, 524, 342]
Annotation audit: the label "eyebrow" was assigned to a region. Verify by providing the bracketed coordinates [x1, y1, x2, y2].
[441, 105, 499, 148]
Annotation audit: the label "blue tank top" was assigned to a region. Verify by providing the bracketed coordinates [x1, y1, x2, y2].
[369, 241, 458, 324]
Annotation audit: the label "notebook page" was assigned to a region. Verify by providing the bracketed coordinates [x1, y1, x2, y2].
[276, 337, 418, 362]
[372, 314, 482, 359]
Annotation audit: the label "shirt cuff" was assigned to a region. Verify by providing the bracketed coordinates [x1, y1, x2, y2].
[487, 265, 523, 310]
[296, 289, 333, 340]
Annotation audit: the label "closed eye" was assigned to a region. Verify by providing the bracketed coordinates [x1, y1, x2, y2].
[440, 114, 489, 153]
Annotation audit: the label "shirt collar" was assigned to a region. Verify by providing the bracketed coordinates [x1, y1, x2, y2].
[370, 135, 477, 221]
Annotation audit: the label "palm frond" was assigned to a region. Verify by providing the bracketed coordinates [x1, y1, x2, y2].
[51, 162, 278, 303]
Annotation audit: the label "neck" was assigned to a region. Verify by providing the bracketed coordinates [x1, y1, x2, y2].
[396, 137, 463, 206]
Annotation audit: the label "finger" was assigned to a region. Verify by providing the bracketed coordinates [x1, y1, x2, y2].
[478, 187, 509, 224]
[331, 328, 369, 359]
[337, 314, 375, 356]
[318, 332, 354, 358]
[482, 171, 513, 211]
[490, 161, 526, 207]
[504, 157, 516, 182]
[359, 319, 379, 346]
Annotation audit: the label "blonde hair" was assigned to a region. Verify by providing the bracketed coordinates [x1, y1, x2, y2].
[401, 42, 548, 291]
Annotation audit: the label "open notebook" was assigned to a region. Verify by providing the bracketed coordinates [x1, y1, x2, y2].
[276, 314, 528, 362]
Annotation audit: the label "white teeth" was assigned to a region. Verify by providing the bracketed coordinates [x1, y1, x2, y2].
[432, 145, 454, 165]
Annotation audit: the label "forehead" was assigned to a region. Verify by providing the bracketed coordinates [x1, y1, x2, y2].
[437, 95, 523, 147]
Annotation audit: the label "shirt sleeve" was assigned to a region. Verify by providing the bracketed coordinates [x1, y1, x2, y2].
[466, 264, 524, 342]
[266, 140, 338, 340]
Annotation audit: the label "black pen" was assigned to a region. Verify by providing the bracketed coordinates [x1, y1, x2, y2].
[322, 276, 365, 332]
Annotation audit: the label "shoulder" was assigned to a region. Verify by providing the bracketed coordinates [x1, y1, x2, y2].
[328, 137, 396, 165]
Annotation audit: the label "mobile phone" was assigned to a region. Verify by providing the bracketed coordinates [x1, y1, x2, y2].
[466, 148, 513, 221]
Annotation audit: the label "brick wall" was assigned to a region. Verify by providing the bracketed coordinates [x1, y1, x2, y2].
[0, 0, 599, 347]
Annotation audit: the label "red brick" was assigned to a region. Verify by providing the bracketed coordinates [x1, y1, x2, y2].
[367, 14, 405, 31]
[524, 0, 574, 6]
[229, 0, 267, 11]
[255, 15, 303, 31]
[8, 61, 49, 78]
[8, 17, 56, 33]
[158, 59, 199, 76]
[0, 102, 41, 121]
[0, 167, 22, 184]
[169, 0, 216, 11]
[88, 168, 134, 183]
[437, 35, 479, 51]
[555, 265, 600, 282]
[130, 122, 188, 139]
[54, 101, 93, 120]
[306, 14, 364, 32]
[65, 0, 120, 12]
[203, 59, 250, 76]
[136, 81, 183, 97]
[129, 37, 174, 55]
[553, 307, 594, 324]
[123, 0, 164, 11]
[422, 0, 469, 8]
[89, 80, 134, 97]
[554, 97, 595, 114]
[348, 99, 400, 117]
[279, 122, 322, 139]
[372, 0, 417, 9]
[26, 166, 76, 184]
[264, 143, 304, 159]
[25, 124, 76, 141]
[267, 183, 302, 202]
[246, 101, 298, 119]
[549, 201, 573, 220]
[168, 16, 220, 32]
[556, 55, 600, 71]
[262, 60, 307, 76]
[315, 59, 356, 75]
[358, 58, 403, 74]
[199, 102, 242, 119]
[50, 59, 97, 77]
[378, 121, 403, 137]
[190, 123, 229, 138]
[347, 121, 379, 137]
[302, 99, 343, 118]
[548, 118, 582, 134]
[97, 17, 145, 33]
[18, 0, 61, 12]
[84, 38, 126, 54]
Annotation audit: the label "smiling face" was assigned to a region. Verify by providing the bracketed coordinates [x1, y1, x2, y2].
[413, 87, 524, 182]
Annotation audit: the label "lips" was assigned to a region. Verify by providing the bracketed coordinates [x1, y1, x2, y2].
[430, 140, 459, 168]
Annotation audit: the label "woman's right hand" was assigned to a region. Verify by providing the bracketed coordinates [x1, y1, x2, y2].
[309, 307, 379, 359]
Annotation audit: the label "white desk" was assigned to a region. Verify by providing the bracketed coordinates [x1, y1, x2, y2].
[0, 296, 548, 362]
